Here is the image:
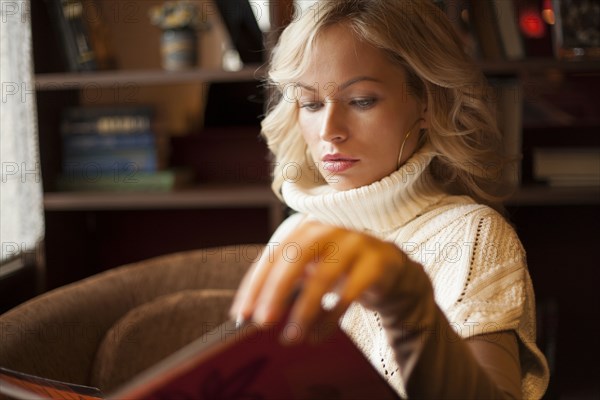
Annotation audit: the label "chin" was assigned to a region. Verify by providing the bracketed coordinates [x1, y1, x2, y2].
[325, 178, 364, 191]
[329, 172, 394, 190]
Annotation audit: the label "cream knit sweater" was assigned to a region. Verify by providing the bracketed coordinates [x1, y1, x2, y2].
[269, 146, 549, 398]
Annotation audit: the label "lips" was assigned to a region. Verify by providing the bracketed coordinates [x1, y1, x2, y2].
[322, 154, 359, 173]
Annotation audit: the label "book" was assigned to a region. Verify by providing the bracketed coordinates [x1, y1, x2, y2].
[81, 0, 117, 70]
[60, 106, 154, 136]
[533, 147, 600, 187]
[60, 106, 159, 177]
[492, 0, 525, 60]
[62, 132, 156, 153]
[62, 147, 158, 174]
[469, 1, 504, 60]
[0, 366, 103, 400]
[56, 169, 194, 192]
[109, 320, 400, 400]
[1, 321, 400, 400]
[466, 0, 526, 61]
[45, 0, 97, 71]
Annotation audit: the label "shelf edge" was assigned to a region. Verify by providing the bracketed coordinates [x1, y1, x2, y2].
[35, 65, 265, 90]
[43, 186, 280, 211]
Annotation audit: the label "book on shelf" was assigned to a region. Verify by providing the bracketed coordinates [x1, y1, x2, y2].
[60, 105, 160, 177]
[62, 131, 156, 152]
[60, 106, 155, 136]
[1, 321, 400, 400]
[56, 168, 194, 192]
[469, 1, 504, 60]
[533, 147, 600, 187]
[491, 0, 525, 60]
[44, 0, 97, 71]
[467, 0, 525, 61]
[81, 0, 117, 70]
[62, 147, 159, 174]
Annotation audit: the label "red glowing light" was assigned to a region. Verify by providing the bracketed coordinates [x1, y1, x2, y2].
[520, 9, 546, 38]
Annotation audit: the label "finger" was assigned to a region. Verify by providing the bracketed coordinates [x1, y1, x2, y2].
[305, 251, 385, 345]
[336, 243, 406, 310]
[229, 245, 278, 321]
[306, 252, 384, 340]
[229, 262, 260, 321]
[252, 249, 307, 324]
[289, 239, 360, 333]
[281, 225, 367, 340]
[335, 252, 386, 310]
[253, 223, 342, 324]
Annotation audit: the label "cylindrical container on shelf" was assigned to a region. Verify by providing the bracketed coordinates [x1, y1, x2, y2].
[161, 28, 197, 71]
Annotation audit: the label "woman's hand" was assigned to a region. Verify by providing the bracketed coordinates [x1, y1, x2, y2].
[229, 220, 415, 343]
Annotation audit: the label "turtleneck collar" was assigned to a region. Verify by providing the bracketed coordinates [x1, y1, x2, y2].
[281, 145, 447, 233]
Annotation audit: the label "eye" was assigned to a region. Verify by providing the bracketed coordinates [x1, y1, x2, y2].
[299, 101, 324, 112]
[350, 97, 377, 109]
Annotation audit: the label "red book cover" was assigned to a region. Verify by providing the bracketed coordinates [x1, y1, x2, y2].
[109, 320, 400, 400]
[0, 367, 103, 400]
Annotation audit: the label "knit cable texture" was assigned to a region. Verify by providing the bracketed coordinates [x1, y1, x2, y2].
[275, 146, 549, 398]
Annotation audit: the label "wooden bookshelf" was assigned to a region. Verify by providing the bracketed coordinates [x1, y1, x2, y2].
[34, 59, 599, 90]
[23, 0, 600, 397]
[505, 185, 600, 206]
[35, 65, 265, 90]
[44, 185, 284, 233]
[43, 185, 276, 210]
[479, 58, 600, 75]
[27, 0, 278, 293]
[43, 185, 598, 211]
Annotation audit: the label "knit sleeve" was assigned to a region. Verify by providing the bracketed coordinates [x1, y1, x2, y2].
[446, 209, 527, 337]
[443, 208, 550, 399]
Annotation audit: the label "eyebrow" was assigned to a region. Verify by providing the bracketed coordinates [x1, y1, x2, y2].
[296, 76, 382, 92]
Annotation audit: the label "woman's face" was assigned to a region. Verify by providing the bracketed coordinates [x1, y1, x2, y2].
[296, 24, 428, 191]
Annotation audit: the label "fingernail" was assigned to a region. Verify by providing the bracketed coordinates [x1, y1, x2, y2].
[253, 306, 268, 324]
[235, 315, 246, 328]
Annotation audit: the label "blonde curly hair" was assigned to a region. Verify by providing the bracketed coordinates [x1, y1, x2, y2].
[261, 0, 513, 208]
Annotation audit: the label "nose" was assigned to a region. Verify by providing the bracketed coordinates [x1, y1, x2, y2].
[319, 102, 348, 143]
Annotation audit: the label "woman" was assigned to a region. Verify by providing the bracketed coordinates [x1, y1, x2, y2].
[231, 1, 549, 398]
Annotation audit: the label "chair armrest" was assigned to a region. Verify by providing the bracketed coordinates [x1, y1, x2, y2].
[0, 245, 258, 385]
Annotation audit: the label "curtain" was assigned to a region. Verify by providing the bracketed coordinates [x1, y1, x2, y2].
[0, 0, 44, 270]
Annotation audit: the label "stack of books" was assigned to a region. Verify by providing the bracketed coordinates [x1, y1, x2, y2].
[58, 106, 191, 192]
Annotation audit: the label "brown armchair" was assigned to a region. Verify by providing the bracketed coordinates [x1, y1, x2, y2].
[0, 245, 260, 393]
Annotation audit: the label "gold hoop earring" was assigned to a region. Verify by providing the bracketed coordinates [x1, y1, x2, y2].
[397, 118, 424, 169]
